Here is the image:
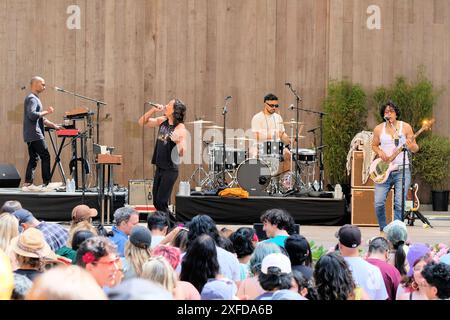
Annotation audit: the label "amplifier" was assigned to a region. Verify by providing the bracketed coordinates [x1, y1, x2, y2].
[128, 180, 153, 206]
[351, 188, 394, 226]
[351, 151, 374, 188]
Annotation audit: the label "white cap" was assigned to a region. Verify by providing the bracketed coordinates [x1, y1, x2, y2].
[261, 253, 292, 274]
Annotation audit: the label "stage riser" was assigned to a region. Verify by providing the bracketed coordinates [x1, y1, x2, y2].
[175, 196, 348, 226]
[0, 191, 126, 222]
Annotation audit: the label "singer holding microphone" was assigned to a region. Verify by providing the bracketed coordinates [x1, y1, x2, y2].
[372, 101, 419, 232]
[23, 76, 62, 187]
[138, 99, 187, 221]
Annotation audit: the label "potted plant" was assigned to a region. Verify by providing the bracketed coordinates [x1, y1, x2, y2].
[413, 134, 450, 211]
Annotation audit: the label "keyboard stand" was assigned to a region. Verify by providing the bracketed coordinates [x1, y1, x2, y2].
[47, 130, 68, 183]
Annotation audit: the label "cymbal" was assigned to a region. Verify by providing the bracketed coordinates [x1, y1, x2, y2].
[204, 125, 224, 129]
[227, 137, 256, 141]
[280, 120, 304, 125]
[187, 120, 213, 124]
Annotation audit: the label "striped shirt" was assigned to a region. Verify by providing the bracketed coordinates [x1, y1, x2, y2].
[36, 221, 69, 252]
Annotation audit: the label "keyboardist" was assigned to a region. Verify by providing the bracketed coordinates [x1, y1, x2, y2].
[23, 76, 62, 187]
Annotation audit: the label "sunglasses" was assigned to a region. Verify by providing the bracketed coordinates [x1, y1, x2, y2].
[266, 102, 279, 108]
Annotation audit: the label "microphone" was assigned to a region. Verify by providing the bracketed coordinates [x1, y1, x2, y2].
[285, 82, 291, 87]
[225, 96, 232, 101]
[54, 86, 65, 92]
[289, 104, 295, 110]
[384, 116, 390, 122]
[145, 101, 160, 107]
[307, 126, 320, 133]
[21, 86, 26, 90]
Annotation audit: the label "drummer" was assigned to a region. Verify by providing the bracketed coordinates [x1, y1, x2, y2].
[251, 93, 292, 173]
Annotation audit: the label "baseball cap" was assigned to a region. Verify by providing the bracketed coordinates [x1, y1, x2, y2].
[129, 226, 152, 249]
[406, 243, 431, 277]
[201, 278, 237, 300]
[336, 224, 361, 248]
[261, 253, 292, 274]
[12, 209, 35, 225]
[71, 205, 98, 223]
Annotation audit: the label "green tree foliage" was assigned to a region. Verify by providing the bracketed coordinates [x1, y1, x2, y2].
[323, 81, 367, 184]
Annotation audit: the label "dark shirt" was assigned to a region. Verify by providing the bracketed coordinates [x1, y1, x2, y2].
[23, 93, 45, 142]
[151, 120, 179, 170]
[292, 264, 314, 281]
[366, 258, 402, 300]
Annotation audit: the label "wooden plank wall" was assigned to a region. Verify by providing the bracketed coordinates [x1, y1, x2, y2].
[0, 0, 449, 203]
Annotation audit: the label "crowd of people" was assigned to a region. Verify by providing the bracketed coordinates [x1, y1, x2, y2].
[1, 201, 449, 301]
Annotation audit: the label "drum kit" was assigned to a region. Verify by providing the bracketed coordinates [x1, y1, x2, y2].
[187, 119, 320, 196]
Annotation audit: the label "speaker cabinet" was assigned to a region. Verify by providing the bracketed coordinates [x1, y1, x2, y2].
[0, 164, 21, 188]
[351, 188, 394, 226]
[351, 151, 374, 188]
[128, 180, 153, 205]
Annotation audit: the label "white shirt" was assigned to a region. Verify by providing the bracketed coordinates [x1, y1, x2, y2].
[251, 111, 285, 141]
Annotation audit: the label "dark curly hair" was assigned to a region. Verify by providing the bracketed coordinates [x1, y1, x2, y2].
[186, 214, 221, 249]
[421, 262, 450, 299]
[75, 236, 117, 267]
[379, 100, 401, 119]
[229, 227, 256, 259]
[173, 99, 186, 127]
[260, 208, 296, 235]
[312, 253, 356, 300]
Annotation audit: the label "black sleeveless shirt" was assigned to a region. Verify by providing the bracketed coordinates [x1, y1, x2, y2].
[151, 120, 179, 170]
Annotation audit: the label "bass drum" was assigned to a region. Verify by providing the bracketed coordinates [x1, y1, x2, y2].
[236, 158, 271, 194]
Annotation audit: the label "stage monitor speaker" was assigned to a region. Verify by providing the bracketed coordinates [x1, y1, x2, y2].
[128, 180, 153, 206]
[0, 164, 21, 188]
[351, 151, 374, 188]
[351, 188, 394, 226]
[253, 223, 300, 241]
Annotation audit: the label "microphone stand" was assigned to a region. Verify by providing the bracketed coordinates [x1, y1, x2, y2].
[219, 96, 232, 188]
[285, 83, 302, 193]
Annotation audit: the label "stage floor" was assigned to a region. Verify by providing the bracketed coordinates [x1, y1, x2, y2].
[0, 188, 126, 221]
[175, 195, 349, 226]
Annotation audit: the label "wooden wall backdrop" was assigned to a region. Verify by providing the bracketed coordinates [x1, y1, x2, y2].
[0, 0, 449, 203]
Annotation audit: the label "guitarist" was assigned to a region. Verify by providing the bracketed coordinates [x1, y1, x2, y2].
[371, 101, 419, 232]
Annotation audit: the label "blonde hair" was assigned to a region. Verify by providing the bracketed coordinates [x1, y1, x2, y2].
[26, 265, 107, 300]
[67, 221, 98, 247]
[0, 213, 19, 252]
[141, 256, 177, 293]
[124, 241, 152, 277]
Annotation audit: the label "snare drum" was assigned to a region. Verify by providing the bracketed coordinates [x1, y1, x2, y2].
[210, 144, 246, 172]
[294, 148, 316, 163]
[258, 140, 284, 160]
[236, 158, 271, 193]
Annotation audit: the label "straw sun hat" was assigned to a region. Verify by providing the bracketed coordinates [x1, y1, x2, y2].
[10, 228, 58, 260]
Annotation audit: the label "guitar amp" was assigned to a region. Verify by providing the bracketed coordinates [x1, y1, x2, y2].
[351, 151, 375, 188]
[128, 180, 153, 206]
[351, 188, 394, 226]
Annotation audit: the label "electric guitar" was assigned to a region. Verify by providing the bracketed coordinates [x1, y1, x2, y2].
[369, 119, 434, 184]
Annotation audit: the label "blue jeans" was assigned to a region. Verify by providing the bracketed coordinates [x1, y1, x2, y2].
[374, 168, 411, 231]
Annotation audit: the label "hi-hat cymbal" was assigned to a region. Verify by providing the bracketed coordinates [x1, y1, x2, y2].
[227, 137, 256, 141]
[204, 125, 224, 129]
[187, 120, 213, 124]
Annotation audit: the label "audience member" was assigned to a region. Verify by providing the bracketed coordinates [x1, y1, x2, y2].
[397, 243, 432, 300]
[201, 277, 238, 300]
[147, 211, 170, 248]
[0, 213, 19, 253]
[107, 278, 173, 300]
[0, 200, 22, 214]
[110, 206, 139, 257]
[420, 262, 450, 300]
[336, 224, 388, 300]
[0, 248, 14, 299]
[26, 265, 107, 300]
[57, 229, 96, 263]
[284, 234, 313, 280]
[384, 220, 408, 275]
[230, 227, 257, 280]
[255, 253, 293, 300]
[13, 209, 68, 252]
[237, 242, 282, 299]
[260, 208, 296, 248]
[11, 273, 32, 300]
[11, 228, 59, 281]
[122, 226, 152, 279]
[291, 269, 313, 299]
[171, 227, 189, 252]
[142, 256, 178, 297]
[312, 253, 368, 300]
[366, 236, 402, 300]
[183, 215, 240, 282]
[75, 236, 121, 288]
